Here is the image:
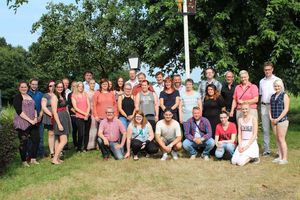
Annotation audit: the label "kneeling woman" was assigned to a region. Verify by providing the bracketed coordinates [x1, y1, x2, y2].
[51, 81, 72, 164]
[231, 103, 259, 166]
[125, 111, 158, 160]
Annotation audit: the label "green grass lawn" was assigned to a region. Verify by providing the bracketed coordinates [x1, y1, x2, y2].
[0, 96, 299, 200]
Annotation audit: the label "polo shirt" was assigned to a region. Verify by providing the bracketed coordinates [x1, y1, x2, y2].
[83, 81, 99, 92]
[28, 89, 43, 113]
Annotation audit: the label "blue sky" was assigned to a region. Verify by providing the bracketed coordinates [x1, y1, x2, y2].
[0, 0, 202, 81]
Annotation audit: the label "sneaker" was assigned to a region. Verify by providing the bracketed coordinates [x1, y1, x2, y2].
[278, 160, 288, 165]
[171, 150, 178, 160]
[22, 161, 30, 167]
[262, 152, 271, 156]
[203, 155, 210, 161]
[272, 158, 281, 163]
[145, 153, 150, 158]
[160, 153, 168, 161]
[103, 157, 109, 161]
[30, 159, 40, 165]
[133, 155, 139, 161]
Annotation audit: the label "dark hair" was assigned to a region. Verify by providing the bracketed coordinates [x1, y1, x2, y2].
[205, 84, 220, 101]
[54, 81, 66, 100]
[163, 76, 175, 91]
[205, 67, 216, 74]
[192, 106, 201, 111]
[220, 110, 229, 117]
[155, 71, 164, 77]
[138, 72, 146, 78]
[46, 80, 56, 93]
[141, 80, 149, 85]
[84, 70, 93, 76]
[18, 80, 28, 87]
[115, 77, 124, 92]
[163, 109, 173, 114]
[173, 74, 181, 79]
[263, 61, 273, 68]
[99, 78, 110, 92]
[185, 78, 194, 84]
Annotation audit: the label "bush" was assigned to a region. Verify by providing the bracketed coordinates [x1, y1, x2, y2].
[0, 106, 18, 175]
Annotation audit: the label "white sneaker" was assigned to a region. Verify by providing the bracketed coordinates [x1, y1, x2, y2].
[272, 158, 281, 163]
[190, 155, 196, 160]
[278, 160, 288, 165]
[22, 161, 30, 167]
[201, 154, 210, 161]
[160, 153, 168, 161]
[171, 150, 178, 160]
[30, 159, 40, 165]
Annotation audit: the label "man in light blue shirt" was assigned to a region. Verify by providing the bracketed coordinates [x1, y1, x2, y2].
[83, 71, 99, 92]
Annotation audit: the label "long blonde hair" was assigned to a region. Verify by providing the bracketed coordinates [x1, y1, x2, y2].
[73, 81, 84, 96]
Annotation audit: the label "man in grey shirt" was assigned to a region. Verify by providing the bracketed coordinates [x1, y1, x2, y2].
[155, 109, 182, 161]
[198, 67, 222, 101]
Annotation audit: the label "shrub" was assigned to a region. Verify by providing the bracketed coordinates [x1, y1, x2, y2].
[0, 106, 18, 175]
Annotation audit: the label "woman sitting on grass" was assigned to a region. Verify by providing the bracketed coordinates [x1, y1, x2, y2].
[125, 111, 158, 160]
[231, 103, 259, 166]
[269, 79, 290, 165]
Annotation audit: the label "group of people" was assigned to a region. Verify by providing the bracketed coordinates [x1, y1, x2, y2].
[13, 61, 290, 167]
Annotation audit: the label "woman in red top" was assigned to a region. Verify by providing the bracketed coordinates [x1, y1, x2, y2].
[215, 111, 237, 159]
[72, 81, 91, 152]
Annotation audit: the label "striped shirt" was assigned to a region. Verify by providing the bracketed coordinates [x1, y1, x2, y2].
[270, 92, 288, 123]
[184, 117, 212, 141]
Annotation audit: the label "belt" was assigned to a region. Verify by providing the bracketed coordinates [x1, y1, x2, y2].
[261, 102, 270, 105]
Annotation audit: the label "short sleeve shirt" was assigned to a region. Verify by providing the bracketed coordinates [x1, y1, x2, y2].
[155, 119, 181, 141]
[99, 118, 126, 142]
[215, 122, 237, 144]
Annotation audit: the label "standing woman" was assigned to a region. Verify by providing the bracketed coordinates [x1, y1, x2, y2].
[114, 77, 125, 101]
[72, 81, 91, 152]
[118, 83, 135, 129]
[13, 81, 40, 167]
[93, 78, 118, 126]
[135, 80, 159, 131]
[67, 81, 78, 149]
[270, 80, 290, 164]
[41, 80, 55, 158]
[124, 111, 158, 160]
[202, 84, 226, 138]
[86, 79, 97, 150]
[231, 103, 259, 166]
[159, 77, 180, 121]
[51, 81, 72, 164]
[179, 78, 202, 124]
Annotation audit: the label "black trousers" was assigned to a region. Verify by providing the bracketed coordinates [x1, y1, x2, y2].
[76, 117, 91, 151]
[71, 115, 78, 148]
[17, 125, 39, 162]
[131, 139, 158, 156]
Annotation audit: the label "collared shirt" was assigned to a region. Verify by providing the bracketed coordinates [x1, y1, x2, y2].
[233, 83, 259, 109]
[259, 75, 280, 104]
[99, 118, 126, 142]
[198, 79, 222, 101]
[175, 84, 186, 95]
[27, 89, 44, 113]
[221, 82, 237, 111]
[83, 81, 100, 92]
[132, 84, 155, 96]
[65, 88, 71, 100]
[125, 79, 139, 89]
[153, 83, 164, 98]
[184, 116, 212, 141]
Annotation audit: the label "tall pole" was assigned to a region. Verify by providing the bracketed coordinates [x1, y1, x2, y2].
[183, 0, 190, 78]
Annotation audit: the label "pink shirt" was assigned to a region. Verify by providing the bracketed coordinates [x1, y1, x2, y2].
[233, 83, 259, 109]
[93, 91, 118, 119]
[73, 94, 88, 119]
[99, 118, 126, 142]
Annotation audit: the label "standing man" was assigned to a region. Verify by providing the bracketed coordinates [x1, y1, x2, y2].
[259, 61, 281, 156]
[126, 69, 139, 89]
[155, 109, 182, 161]
[83, 71, 99, 92]
[198, 67, 222, 101]
[183, 106, 215, 160]
[153, 71, 164, 98]
[221, 71, 237, 123]
[63, 78, 71, 100]
[132, 72, 155, 96]
[97, 107, 127, 160]
[28, 78, 44, 157]
[173, 74, 186, 94]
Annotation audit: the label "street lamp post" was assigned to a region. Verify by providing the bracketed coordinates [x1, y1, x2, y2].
[183, 0, 190, 78]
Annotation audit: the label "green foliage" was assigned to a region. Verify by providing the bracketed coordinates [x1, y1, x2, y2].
[0, 106, 18, 175]
[0, 38, 32, 102]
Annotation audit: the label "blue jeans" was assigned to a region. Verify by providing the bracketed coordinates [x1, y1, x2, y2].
[215, 143, 235, 159]
[119, 116, 129, 130]
[183, 138, 215, 156]
[97, 137, 124, 160]
[37, 123, 44, 157]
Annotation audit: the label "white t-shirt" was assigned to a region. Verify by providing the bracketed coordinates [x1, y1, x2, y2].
[155, 119, 181, 141]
